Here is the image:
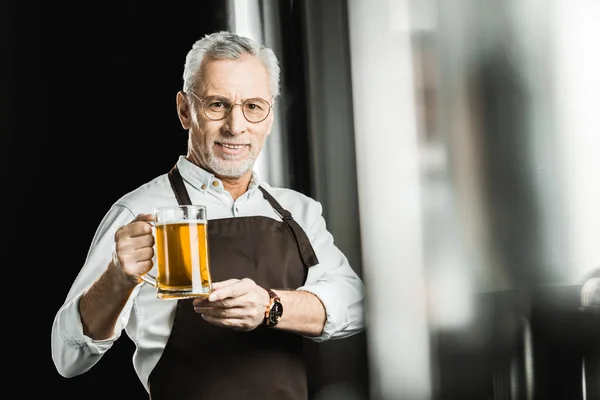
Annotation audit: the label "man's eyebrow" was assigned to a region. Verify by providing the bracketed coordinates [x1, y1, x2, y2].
[204, 94, 230, 100]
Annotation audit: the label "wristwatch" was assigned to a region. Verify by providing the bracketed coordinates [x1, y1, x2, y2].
[264, 288, 283, 327]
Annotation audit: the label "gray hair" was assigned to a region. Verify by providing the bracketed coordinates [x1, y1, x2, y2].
[182, 31, 281, 99]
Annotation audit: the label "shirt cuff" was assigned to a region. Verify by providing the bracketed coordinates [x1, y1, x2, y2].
[59, 293, 122, 354]
[296, 283, 351, 342]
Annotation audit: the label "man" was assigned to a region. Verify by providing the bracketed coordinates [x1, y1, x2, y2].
[51, 31, 365, 400]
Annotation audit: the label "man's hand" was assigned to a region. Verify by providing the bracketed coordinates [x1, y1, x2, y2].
[193, 278, 270, 331]
[112, 213, 156, 285]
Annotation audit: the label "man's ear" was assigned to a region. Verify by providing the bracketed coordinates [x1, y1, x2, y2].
[176, 91, 192, 129]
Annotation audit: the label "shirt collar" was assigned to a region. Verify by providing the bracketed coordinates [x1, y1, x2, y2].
[175, 156, 262, 194]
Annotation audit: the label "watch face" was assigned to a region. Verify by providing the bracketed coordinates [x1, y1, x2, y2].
[269, 301, 283, 323]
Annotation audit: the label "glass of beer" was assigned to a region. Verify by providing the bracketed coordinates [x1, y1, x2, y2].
[141, 205, 213, 300]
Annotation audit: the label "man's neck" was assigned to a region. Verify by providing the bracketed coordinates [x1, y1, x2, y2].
[219, 174, 252, 201]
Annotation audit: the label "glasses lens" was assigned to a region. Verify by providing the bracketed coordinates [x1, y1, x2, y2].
[203, 97, 229, 120]
[242, 98, 271, 122]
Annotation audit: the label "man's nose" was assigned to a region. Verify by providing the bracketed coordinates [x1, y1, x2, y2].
[224, 104, 248, 135]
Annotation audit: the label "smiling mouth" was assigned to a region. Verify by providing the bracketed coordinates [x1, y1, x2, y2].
[215, 142, 250, 157]
[216, 142, 249, 149]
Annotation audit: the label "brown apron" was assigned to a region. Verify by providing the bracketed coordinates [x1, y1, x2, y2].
[148, 165, 319, 400]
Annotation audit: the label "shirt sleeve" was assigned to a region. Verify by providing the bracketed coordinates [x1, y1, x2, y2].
[296, 200, 366, 342]
[51, 205, 139, 378]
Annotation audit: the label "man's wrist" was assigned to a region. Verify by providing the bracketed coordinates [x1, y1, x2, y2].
[263, 288, 283, 327]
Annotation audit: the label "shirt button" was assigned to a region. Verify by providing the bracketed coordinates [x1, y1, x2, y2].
[201, 184, 207, 190]
[212, 181, 219, 187]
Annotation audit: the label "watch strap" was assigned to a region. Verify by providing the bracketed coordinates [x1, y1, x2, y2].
[264, 288, 282, 327]
[266, 288, 280, 302]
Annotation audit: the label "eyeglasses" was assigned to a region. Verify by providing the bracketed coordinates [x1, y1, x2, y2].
[188, 91, 272, 123]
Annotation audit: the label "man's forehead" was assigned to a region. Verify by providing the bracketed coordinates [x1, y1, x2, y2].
[203, 55, 268, 80]
[199, 56, 271, 98]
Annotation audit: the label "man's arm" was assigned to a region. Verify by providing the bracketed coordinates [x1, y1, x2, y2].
[80, 213, 156, 339]
[79, 260, 139, 339]
[51, 207, 150, 378]
[294, 200, 366, 341]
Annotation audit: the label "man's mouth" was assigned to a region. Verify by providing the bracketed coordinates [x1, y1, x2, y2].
[217, 142, 248, 149]
[215, 142, 249, 156]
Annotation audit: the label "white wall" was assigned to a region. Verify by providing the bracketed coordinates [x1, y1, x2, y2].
[553, 0, 600, 281]
[347, 1, 432, 399]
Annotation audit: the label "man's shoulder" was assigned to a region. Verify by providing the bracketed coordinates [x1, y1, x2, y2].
[113, 173, 173, 213]
[259, 183, 321, 211]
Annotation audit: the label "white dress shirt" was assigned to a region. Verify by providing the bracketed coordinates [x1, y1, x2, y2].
[51, 156, 365, 392]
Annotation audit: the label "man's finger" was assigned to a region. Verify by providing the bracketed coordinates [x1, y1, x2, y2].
[128, 215, 156, 238]
[134, 213, 155, 222]
[208, 280, 243, 301]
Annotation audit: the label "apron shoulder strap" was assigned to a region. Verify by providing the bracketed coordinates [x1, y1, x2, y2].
[258, 186, 319, 268]
[168, 165, 192, 205]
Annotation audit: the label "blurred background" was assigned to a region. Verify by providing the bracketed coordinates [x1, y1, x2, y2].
[3, 0, 598, 399]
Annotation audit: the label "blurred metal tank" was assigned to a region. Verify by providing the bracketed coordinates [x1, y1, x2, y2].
[346, 0, 600, 399]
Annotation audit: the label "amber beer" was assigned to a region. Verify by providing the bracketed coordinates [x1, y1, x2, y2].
[142, 205, 213, 299]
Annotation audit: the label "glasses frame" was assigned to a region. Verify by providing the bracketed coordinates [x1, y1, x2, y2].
[188, 91, 272, 123]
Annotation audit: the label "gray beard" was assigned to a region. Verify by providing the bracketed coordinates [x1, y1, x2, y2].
[204, 151, 257, 178]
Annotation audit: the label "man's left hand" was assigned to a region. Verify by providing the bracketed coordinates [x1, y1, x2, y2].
[192, 278, 270, 330]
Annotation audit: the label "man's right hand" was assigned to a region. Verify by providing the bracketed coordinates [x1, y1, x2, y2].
[112, 213, 156, 285]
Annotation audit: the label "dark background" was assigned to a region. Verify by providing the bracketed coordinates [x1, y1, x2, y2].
[3, 1, 258, 398]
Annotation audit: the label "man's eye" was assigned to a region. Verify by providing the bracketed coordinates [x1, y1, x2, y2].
[246, 102, 262, 110]
[209, 101, 227, 109]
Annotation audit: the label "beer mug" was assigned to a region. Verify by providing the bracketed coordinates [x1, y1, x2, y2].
[141, 205, 213, 299]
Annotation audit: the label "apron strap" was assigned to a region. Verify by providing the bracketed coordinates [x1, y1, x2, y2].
[167, 163, 319, 268]
[258, 186, 319, 268]
[168, 165, 192, 205]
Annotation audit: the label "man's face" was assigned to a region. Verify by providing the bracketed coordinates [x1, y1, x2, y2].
[183, 55, 274, 179]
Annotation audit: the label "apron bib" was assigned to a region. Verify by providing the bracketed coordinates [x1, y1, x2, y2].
[148, 165, 319, 400]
